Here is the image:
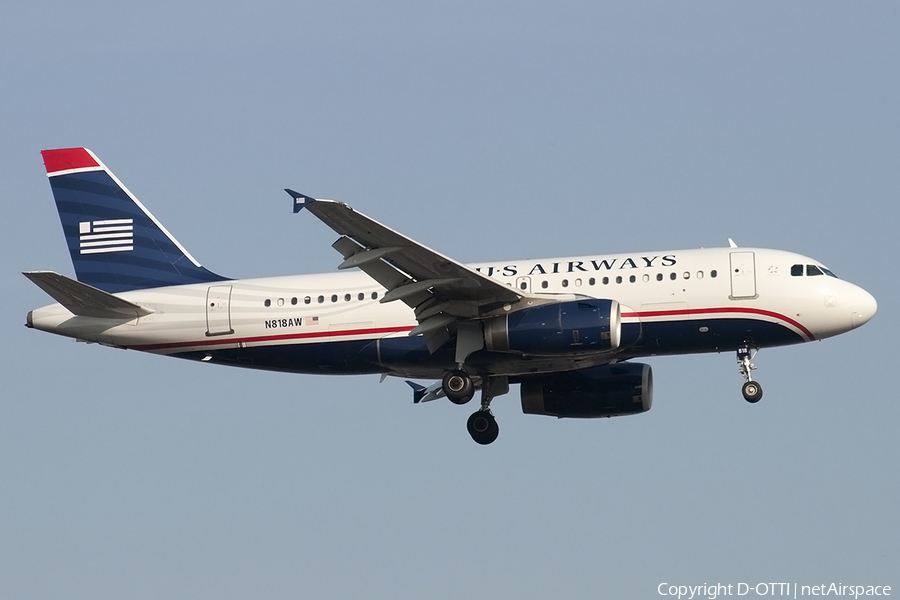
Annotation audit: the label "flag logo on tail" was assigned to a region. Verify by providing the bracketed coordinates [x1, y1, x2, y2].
[79, 219, 134, 254]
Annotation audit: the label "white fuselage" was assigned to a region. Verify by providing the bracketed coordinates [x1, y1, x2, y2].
[28, 246, 876, 378]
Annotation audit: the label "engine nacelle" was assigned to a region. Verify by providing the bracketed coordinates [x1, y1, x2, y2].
[484, 299, 621, 355]
[520, 362, 653, 418]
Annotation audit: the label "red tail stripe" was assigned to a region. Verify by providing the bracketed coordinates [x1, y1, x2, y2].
[41, 148, 100, 175]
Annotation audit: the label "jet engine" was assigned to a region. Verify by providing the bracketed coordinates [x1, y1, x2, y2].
[484, 299, 621, 355]
[520, 362, 652, 418]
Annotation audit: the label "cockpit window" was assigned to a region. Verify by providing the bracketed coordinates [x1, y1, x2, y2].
[792, 263, 838, 278]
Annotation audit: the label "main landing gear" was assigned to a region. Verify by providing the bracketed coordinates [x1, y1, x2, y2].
[441, 369, 507, 445]
[737, 345, 763, 403]
[467, 410, 499, 445]
[442, 368, 475, 404]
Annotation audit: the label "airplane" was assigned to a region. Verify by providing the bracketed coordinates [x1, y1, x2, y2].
[25, 148, 878, 444]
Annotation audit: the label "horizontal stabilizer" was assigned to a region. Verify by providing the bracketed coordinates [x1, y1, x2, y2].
[23, 271, 154, 319]
[405, 380, 428, 404]
[405, 380, 447, 404]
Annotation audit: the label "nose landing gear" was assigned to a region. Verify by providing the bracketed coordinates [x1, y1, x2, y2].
[741, 380, 763, 403]
[737, 345, 763, 403]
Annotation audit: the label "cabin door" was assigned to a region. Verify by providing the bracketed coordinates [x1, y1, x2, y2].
[206, 285, 234, 336]
[729, 252, 757, 299]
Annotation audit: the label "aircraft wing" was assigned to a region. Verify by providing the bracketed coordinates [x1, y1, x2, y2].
[289, 191, 524, 349]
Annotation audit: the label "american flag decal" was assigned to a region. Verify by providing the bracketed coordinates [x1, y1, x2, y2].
[78, 219, 134, 254]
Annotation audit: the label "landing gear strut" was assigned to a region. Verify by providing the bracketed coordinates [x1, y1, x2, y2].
[466, 375, 508, 445]
[737, 345, 763, 403]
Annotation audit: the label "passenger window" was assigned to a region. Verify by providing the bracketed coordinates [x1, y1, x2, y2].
[264, 299, 271, 307]
[291, 297, 298, 305]
[806, 265, 824, 276]
[277, 298, 284, 306]
[344, 294, 351, 301]
[520, 281, 528, 290]
[588, 278, 595, 286]
[683, 272, 690, 280]
[629, 275, 636, 283]
[710, 270, 717, 278]
[615, 276, 622, 284]
[331, 294, 338, 302]
[575, 278, 582, 287]
[562, 279, 569, 288]
[304, 296, 311, 304]
[371, 292, 378, 300]
[642, 274, 649, 282]
[358, 293, 365, 300]
[541, 280, 548, 289]
[697, 271, 704, 279]
[318, 295, 324, 303]
[656, 273, 663, 281]
[670, 273, 677, 280]
[602, 277, 609, 285]
[791, 264, 803, 276]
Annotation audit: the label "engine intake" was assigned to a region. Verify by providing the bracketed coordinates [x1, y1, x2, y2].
[521, 362, 652, 418]
[484, 299, 621, 355]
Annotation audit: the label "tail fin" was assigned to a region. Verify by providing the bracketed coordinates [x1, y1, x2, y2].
[41, 148, 227, 293]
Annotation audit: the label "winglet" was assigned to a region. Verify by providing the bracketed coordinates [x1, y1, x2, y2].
[286, 189, 316, 213]
[405, 380, 427, 404]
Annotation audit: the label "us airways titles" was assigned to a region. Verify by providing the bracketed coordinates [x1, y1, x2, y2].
[474, 254, 678, 277]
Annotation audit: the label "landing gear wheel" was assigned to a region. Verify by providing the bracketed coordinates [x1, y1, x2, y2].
[742, 380, 763, 403]
[443, 369, 475, 405]
[467, 410, 499, 445]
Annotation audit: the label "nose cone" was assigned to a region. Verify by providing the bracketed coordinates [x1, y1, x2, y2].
[850, 287, 877, 329]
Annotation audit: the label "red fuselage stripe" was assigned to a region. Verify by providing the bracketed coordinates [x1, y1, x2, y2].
[133, 325, 416, 351]
[621, 307, 813, 340]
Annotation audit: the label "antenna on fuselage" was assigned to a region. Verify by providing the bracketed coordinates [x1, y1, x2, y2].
[728, 238, 738, 248]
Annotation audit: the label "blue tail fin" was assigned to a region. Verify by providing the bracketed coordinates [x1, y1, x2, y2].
[41, 148, 227, 293]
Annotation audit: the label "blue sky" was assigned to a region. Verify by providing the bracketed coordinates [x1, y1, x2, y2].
[2, 2, 897, 598]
